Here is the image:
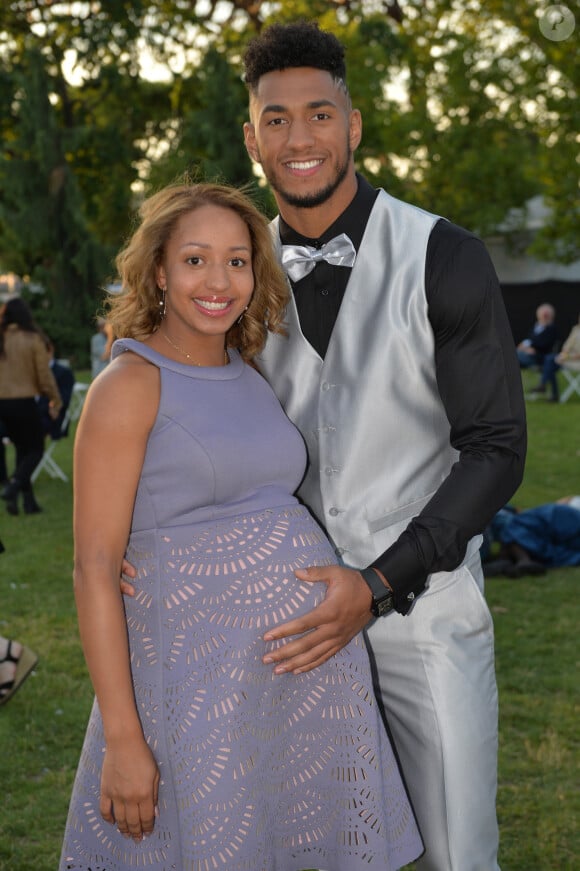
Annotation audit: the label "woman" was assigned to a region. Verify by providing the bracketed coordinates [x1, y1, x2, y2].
[0, 298, 61, 514]
[60, 183, 422, 871]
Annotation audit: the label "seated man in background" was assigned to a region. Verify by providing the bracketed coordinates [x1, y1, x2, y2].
[517, 303, 559, 369]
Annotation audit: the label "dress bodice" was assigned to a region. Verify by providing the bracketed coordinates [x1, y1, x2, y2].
[112, 339, 306, 532]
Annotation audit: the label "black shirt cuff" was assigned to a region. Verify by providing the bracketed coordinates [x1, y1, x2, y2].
[370, 537, 429, 615]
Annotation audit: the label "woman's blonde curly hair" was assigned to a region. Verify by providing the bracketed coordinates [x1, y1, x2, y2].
[107, 182, 288, 361]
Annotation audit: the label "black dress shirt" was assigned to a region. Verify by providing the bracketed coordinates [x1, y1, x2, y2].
[278, 174, 527, 614]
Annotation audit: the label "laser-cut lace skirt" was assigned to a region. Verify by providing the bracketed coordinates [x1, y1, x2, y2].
[61, 505, 422, 870]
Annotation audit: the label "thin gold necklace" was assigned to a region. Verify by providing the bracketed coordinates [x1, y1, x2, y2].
[161, 331, 228, 366]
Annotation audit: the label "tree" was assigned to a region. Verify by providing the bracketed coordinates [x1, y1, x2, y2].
[147, 46, 266, 204]
[0, 0, 576, 348]
[0, 2, 179, 358]
[406, 0, 579, 261]
[219, 0, 578, 259]
[0, 45, 110, 355]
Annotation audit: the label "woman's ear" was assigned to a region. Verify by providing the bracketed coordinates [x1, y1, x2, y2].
[155, 265, 166, 289]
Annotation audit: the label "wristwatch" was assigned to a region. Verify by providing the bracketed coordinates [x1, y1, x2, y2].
[360, 567, 395, 617]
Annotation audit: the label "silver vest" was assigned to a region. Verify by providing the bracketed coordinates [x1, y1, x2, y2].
[259, 191, 461, 568]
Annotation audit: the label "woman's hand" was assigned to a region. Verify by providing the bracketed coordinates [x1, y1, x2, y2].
[100, 737, 160, 842]
[48, 400, 60, 420]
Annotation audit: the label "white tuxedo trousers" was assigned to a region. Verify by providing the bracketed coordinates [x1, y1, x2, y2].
[365, 552, 501, 871]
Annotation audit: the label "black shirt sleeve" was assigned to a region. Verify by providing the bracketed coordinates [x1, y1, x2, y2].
[372, 220, 527, 614]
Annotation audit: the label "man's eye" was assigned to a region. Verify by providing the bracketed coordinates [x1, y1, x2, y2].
[313, 112, 330, 121]
[267, 117, 287, 126]
[187, 256, 202, 265]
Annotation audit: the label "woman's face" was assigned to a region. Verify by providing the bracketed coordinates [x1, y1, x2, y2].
[156, 204, 255, 344]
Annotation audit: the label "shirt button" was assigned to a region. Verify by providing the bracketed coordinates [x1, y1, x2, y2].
[321, 289, 329, 296]
[321, 382, 330, 391]
[336, 547, 346, 556]
[325, 467, 334, 476]
[329, 507, 339, 516]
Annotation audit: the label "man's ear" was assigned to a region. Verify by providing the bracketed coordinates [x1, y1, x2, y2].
[243, 121, 260, 163]
[349, 109, 362, 153]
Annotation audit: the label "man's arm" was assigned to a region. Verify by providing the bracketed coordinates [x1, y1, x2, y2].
[372, 224, 527, 612]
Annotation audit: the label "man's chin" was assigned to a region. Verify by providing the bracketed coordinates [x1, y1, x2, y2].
[275, 184, 336, 210]
[272, 161, 350, 211]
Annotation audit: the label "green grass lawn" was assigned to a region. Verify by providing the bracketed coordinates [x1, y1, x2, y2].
[0, 378, 579, 870]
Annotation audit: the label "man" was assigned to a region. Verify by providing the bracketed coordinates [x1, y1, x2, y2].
[482, 496, 580, 576]
[516, 302, 558, 369]
[241, 20, 526, 871]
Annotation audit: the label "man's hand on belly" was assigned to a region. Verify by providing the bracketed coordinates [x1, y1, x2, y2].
[262, 565, 373, 674]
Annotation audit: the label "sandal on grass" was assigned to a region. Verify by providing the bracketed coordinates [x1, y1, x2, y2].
[0, 641, 38, 706]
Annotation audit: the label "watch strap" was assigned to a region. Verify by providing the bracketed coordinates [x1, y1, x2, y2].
[360, 567, 394, 616]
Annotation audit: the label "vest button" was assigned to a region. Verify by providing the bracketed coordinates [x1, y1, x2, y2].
[329, 507, 339, 516]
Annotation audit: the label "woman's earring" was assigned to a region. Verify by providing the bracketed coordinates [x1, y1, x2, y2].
[236, 305, 248, 326]
[159, 287, 167, 319]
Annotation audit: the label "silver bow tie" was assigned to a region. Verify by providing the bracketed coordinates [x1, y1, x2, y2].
[280, 233, 356, 282]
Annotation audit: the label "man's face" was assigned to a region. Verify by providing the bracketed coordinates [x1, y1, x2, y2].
[537, 305, 553, 325]
[244, 67, 361, 214]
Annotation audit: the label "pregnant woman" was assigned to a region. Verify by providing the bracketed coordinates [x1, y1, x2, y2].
[60, 182, 422, 871]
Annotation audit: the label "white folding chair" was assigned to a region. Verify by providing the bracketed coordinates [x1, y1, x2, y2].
[31, 407, 71, 482]
[31, 382, 89, 483]
[68, 382, 89, 422]
[559, 366, 580, 403]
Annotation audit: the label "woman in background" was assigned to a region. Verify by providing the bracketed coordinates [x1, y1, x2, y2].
[0, 298, 61, 514]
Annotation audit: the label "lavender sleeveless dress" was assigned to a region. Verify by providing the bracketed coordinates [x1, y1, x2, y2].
[61, 340, 422, 871]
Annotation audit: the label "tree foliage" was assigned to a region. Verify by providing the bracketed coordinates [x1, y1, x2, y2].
[318, 0, 577, 256]
[0, 44, 111, 355]
[0, 0, 577, 361]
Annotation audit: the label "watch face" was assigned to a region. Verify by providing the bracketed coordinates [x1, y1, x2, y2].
[374, 595, 394, 617]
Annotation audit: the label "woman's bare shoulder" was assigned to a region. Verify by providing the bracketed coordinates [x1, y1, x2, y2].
[81, 349, 160, 432]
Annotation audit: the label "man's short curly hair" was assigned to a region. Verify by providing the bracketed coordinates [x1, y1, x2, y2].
[243, 20, 347, 93]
